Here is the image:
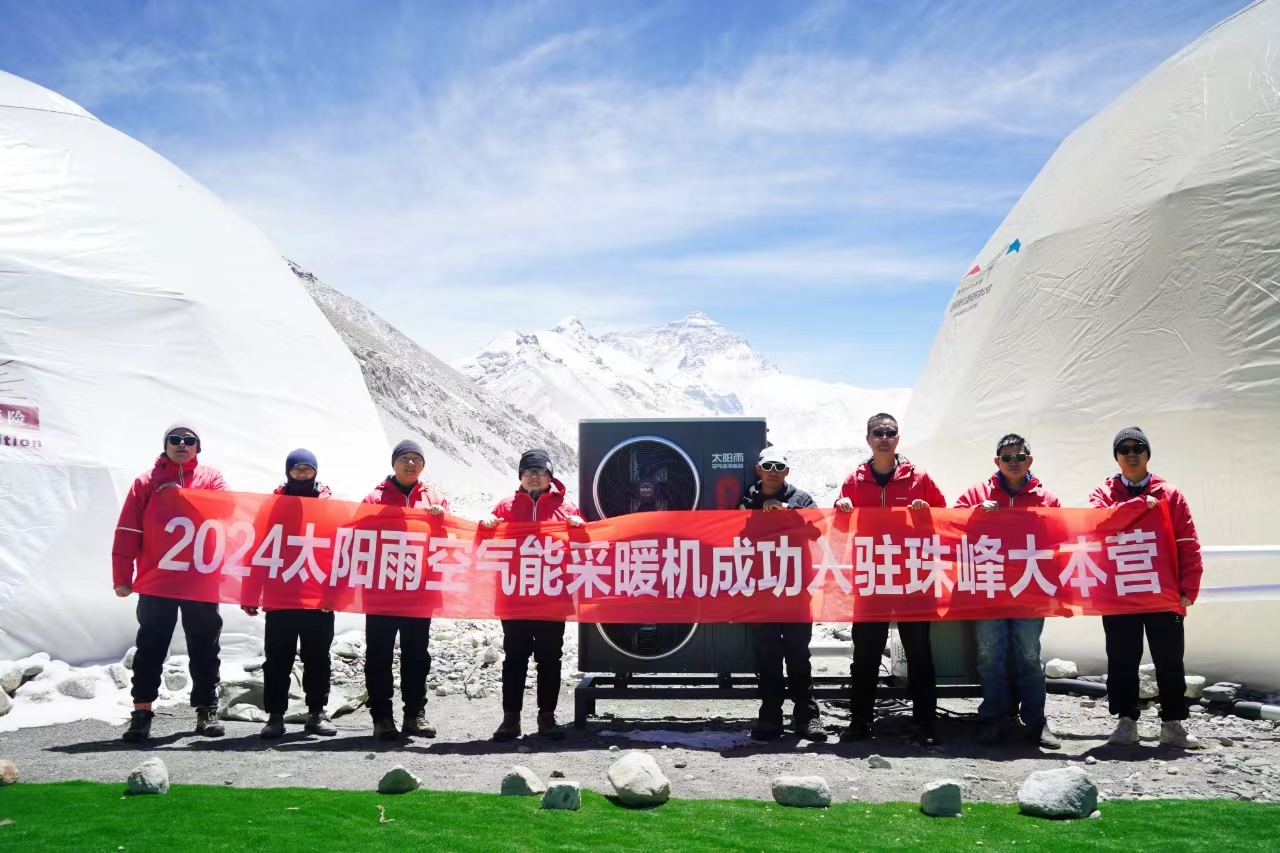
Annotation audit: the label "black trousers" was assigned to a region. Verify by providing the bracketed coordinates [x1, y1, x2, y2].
[365, 615, 431, 720]
[753, 623, 818, 723]
[501, 619, 565, 714]
[849, 621, 936, 728]
[131, 594, 222, 707]
[1102, 611, 1188, 721]
[263, 609, 335, 715]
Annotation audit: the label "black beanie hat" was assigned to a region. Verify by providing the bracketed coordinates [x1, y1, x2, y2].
[392, 439, 425, 466]
[286, 448, 318, 474]
[519, 448, 553, 475]
[1112, 426, 1151, 458]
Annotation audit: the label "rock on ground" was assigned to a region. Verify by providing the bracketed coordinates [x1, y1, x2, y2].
[56, 675, 96, 700]
[223, 704, 269, 723]
[1137, 664, 1159, 700]
[122, 647, 137, 670]
[1204, 684, 1239, 703]
[0, 665, 23, 695]
[501, 766, 545, 796]
[164, 670, 189, 691]
[868, 755, 891, 769]
[1017, 767, 1098, 819]
[108, 664, 131, 690]
[1184, 676, 1207, 698]
[127, 758, 169, 795]
[0, 760, 18, 785]
[541, 781, 582, 810]
[377, 765, 421, 794]
[0, 689, 11, 717]
[607, 751, 671, 806]
[1045, 659, 1078, 679]
[771, 776, 832, 808]
[921, 780, 963, 817]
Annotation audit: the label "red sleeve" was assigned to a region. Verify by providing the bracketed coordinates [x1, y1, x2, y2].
[1041, 491, 1062, 508]
[210, 469, 227, 491]
[922, 474, 947, 508]
[111, 476, 148, 587]
[561, 499, 581, 519]
[491, 500, 511, 521]
[1087, 483, 1114, 508]
[953, 485, 979, 509]
[1167, 491, 1203, 602]
[836, 473, 856, 506]
[431, 488, 450, 512]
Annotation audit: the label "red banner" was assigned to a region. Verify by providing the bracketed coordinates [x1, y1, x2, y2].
[134, 489, 1183, 622]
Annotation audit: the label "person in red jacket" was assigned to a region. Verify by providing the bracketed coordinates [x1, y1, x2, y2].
[955, 433, 1061, 750]
[1089, 427, 1203, 750]
[480, 448, 585, 742]
[112, 423, 228, 744]
[362, 439, 450, 741]
[834, 413, 946, 745]
[241, 449, 338, 739]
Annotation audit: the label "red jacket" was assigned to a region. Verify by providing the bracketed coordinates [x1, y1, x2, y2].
[491, 478, 580, 522]
[112, 455, 228, 587]
[362, 477, 451, 510]
[1088, 474, 1204, 602]
[837, 457, 947, 508]
[955, 473, 1061, 509]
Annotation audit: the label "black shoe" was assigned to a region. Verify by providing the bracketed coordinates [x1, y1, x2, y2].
[493, 712, 521, 742]
[122, 709, 154, 743]
[1030, 726, 1061, 750]
[977, 722, 1004, 746]
[260, 713, 285, 739]
[402, 712, 437, 739]
[536, 712, 565, 741]
[195, 706, 225, 738]
[373, 717, 400, 741]
[914, 724, 939, 748]
[306, 710, 337, 737]
[751, 718, 784, 740]
[839, 723, 873, 743]
[795, 717, 828, 742]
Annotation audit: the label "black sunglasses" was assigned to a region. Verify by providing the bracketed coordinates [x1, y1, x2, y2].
[759, 461, 787, 472]
[167, 434, 198, 447]
[1116, 443, 1149, 456]
[999, 452, 1029, 463]
[870, 428, 898, 439]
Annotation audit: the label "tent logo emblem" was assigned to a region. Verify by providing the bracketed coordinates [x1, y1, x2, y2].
[0, 360, 38, 431]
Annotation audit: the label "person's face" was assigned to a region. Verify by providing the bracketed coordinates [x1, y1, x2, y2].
[757, 461, 788, 491]
[867, 419, 899, 455]
[520, 467, 551, 492]
[393, 453, 424, 485]
[996, 444, 1032, 482]
[165, 429, 198, 463]
[289, 464, 317, 482]
[1115, 438, 1150, 479]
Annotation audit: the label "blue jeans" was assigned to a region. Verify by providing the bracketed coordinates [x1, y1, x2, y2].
[975, 618, 1046, 731]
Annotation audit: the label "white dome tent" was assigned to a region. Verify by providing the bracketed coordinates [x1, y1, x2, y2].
[0, 71, 389, 665]
[905, 2, 1280, 688]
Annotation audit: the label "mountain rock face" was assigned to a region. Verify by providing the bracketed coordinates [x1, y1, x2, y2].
[293, 262, 575, 515]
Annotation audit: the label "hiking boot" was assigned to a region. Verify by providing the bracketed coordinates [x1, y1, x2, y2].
[492, 712, 522, 742]
[839, 722, 873, 743]
[195, 706, 225, 738]
[751, 718, 784, 740]
[914, 723, 939, 748]
[795, 717, 828, 743]
[1159, 720, 1201, 749]
[372, 717, 400, 741]
[537, 712, 565, 741]
[260, 713, 286, 739]
[1108, 716, 1141, 745]
[122, 709, 154, 743]
[305, 710, 337, 737]
[402, 712, 437, 739]
[977, 721, 1004, 746]
[1031, 726, 1061, 750]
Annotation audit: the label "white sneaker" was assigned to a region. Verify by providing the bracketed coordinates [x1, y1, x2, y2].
[1160, 720, 1202, 749]
[1108, 717, 1141, 745]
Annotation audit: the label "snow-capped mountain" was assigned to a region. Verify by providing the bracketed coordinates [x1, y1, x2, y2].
[458, 313, 911, 456]
[292, 263, 575, 516]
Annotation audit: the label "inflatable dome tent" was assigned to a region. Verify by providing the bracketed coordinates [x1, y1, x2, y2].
[0, 71, 389, 664]
[905, 1, 1280, 689]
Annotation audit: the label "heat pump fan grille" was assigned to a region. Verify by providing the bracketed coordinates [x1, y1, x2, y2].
[597, 623, 698, 660]
[593, 436, 700, 519]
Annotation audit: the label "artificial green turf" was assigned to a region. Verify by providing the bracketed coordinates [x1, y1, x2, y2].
[0, 782, 1276, 852]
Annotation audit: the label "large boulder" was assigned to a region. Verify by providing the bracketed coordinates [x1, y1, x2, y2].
[1203, 683, 1239, 703]
[107, 664, 131, 690]
[771, 776, 832, 808]
[1137, 664, 1160, 700]
[921, 780, 963, 817]
[1183, 676, 1206, 698]
[377, 765, 421, 794]
[0, 689, 11, 717]
[607, 751, 671, 806]
[541, 781, 582, 811]
[164, 670, 189, 692]
[0, 665, 23, 695]
[127, 758, 169, 795]
[19, 653, 49, 678]
[0, 760, 17, 785]
[501, 766, 546, 796]
[1045, 659, 1078, 679]
[57, 675, 96, 700]
[1017, 767, 1098, 819]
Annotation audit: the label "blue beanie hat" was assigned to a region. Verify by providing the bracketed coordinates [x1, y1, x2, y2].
[286, 448, 318, 474]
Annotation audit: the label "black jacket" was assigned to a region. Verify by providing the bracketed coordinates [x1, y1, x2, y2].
[738, 481, 816, 510]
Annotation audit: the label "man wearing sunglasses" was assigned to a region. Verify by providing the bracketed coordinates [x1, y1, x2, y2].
[955, 433, 1062, 749]
[834, 413, 947, 745]
[112, 423, 228, 743]
[1089, 427, 1203, 750]
[362, 439, 450, 742]
[737, 447, 823, 741]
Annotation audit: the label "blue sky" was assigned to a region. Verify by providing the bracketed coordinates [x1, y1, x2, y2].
[0, 0, 1249, 387]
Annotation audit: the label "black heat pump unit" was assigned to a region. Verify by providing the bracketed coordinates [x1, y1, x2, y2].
[577, 418, 768, 674]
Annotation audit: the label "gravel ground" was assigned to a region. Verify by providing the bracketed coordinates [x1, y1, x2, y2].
[6, 689, 1280, 803]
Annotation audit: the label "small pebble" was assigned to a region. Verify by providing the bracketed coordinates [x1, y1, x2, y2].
[1085, 756, 1098, 765]
[674, 760, 687, 769]
[550, 770, 565, 778]
[608, 745, 620, 752]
